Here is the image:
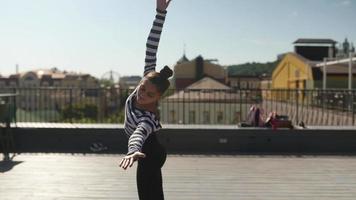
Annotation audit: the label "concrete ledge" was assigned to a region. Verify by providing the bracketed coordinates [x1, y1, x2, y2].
[2, 124, 356, 155]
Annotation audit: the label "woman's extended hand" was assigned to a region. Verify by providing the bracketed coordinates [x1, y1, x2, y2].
[157, 0, 172, 12]
[119, 152, 146, 170]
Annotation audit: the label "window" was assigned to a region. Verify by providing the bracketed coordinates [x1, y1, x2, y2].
[203, 111, 210, 124]
[217, 111, 223, 123]
[25, 76, 34, 81]
[169, 110, 176, 123]
[249, 81, 257, 89]
[189, 111, 196, 124]
[295, 69, 300, 78]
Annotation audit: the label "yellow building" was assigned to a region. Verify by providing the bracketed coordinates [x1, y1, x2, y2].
[272, 38, 356, 91]
[272, 52, 315, 90]
[273, 52, 356, 90]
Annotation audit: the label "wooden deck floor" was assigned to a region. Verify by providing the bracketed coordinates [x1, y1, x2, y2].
[1, 154, 356, 199]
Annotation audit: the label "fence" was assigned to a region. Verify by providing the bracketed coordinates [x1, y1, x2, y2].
[0, 87, 355, 126]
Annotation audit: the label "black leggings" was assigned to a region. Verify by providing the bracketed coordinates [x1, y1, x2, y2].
[137, 133, 166, 200]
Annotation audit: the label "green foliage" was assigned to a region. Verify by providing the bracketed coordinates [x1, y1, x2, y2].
[105, 109, 125, 123]
[227, 60, 279, 76]
[61, 103, 98, 121]
[99, 79, 115, 87]
[60, 101, 126, 123]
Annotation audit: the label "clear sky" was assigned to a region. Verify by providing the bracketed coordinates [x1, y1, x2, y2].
[0, 0, 355, 78]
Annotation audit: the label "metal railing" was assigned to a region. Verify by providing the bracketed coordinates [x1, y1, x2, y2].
[0, 87, 355, 126]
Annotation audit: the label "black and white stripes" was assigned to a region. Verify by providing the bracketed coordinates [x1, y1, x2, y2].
[144, 9, 167, 75]
[124, 10, 167, 155]
[124, 89, 161, 155]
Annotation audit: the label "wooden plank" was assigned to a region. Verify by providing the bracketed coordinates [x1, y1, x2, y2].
[1, 154, 356, 200]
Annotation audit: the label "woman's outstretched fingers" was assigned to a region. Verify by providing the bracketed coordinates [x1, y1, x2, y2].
[129, 157, 135, 168]
[119, 158, 125, 168]
[121, 158, 129, 168]
[119, 152, 146, 170]
[120, 157, 128, 170]
[123, 158, 130, 170]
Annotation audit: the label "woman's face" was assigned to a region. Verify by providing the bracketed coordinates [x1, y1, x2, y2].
[136, 78, 161, 105]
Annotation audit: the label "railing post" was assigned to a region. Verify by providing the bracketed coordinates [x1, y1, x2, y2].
[12, 88, 17, 123]
[348, 52, 353, 90]
[100, 88, 105, 123]
[97, 88, 101, 123]
[239, 89, 242, 122]
[295, 89, 299, 125]
[69, 88, 73, 123]
[181, 89, 185, 124]
[352, 90, 355, 126]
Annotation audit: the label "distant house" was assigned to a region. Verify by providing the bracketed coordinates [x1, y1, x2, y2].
[260, 74, 272, 90]
[226, 60, 277, 90]
[0, 68, 100, 114]
[0, 74, 19, 88]
[0, 68, 99, 88]
[160, 77, 253, 124]
[293, 38, 337, 61]
[0, 76, 6, 88]
[272, 38, 356, 90]
[119, 76, 142, 89]
[228, 75, 261, 90]
[173, 55, 227, 90]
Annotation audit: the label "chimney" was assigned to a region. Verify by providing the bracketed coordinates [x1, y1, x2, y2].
[195, 55, 204, 81]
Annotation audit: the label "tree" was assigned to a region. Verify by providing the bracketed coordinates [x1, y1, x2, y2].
[61, 103, 98, 122]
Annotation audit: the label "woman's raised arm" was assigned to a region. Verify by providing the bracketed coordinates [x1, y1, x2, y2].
[157, 0, 171, 11]
[143, 0, 172, 75]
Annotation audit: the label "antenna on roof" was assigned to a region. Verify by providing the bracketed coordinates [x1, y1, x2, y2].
[16, 64, 19, 74]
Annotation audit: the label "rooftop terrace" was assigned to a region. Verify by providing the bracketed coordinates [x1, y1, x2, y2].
[1, 154, 356, 200]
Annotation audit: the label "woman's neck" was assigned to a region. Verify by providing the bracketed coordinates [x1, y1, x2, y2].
[134, 97, 158, 114]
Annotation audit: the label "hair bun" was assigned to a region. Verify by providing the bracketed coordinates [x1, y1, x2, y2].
[160, 65, 173, 80]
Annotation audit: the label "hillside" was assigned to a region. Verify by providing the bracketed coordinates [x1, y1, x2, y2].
[226, 60, 279, 77]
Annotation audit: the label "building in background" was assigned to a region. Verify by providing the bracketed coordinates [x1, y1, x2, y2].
[336, 38, 355, 59]
[161, 77, 257, 124]
[173, 55, 227, 90]
[228, 75, 261, 90]
[0, 68, 100, 118]
[293, 38, 337, 61]
[0, 68, 99, 88]
[272, 38, 356, 90]
[119, 76, 142, 89]
[225, 59, 277, 90]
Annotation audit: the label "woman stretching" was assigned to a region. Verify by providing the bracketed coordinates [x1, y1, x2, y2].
[119, 0, 172, 199]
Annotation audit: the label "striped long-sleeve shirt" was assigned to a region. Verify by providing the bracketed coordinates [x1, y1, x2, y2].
[124, 9, 167, 155]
